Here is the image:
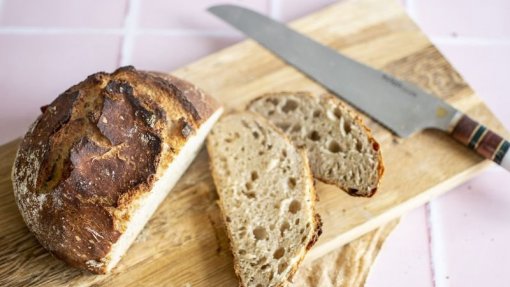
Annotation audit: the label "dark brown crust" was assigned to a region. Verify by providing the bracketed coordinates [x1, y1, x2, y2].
[284, 151, 323, 286]
[247, 92, 384, 198]
[147, 71, 220, 122]
[306, 214, 323, 251]
[206, 112, 322, 287]
[12, 66, 221, 274]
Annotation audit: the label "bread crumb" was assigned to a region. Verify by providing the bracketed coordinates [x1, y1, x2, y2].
[86, 259, 104, 269]
[36, 193, 47, 210]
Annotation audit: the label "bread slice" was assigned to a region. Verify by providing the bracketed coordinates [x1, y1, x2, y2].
[207, 112, 322, 287]
[12, 66, 223, 273]
[247, 92, 383, 197]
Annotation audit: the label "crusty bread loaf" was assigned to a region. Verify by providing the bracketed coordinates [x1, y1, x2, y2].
[11, 66, 223, 274]
[248, 92, 383, 197]
[207, 112, 322, 287]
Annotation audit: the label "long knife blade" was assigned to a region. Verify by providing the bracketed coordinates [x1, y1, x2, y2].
[208, 5, 458, 137]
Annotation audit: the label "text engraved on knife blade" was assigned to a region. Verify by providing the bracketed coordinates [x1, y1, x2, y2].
[381, 74, 417, 98]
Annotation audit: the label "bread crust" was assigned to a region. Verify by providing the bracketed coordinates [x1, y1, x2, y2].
[280, 153, 323, 287]
[206, 112, 322, 287]
[11, 66, 221, 273]
[247, 91, 384, 197]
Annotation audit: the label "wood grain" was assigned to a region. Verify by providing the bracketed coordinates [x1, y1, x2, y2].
[1, 0, 508, 285]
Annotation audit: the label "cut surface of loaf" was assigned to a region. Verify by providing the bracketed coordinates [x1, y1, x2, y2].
[248, 92, 383, 197]
[207, 112, 322, 287]
[11, 66, 223, 273]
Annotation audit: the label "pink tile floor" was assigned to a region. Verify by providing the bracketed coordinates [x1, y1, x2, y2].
[0, 0, 509, 286]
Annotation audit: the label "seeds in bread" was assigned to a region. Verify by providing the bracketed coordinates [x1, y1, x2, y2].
[207, 112, 322, 287]
[248, 92, 383, 197]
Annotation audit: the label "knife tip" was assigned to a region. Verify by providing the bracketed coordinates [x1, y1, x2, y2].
[206, 5, 219, 13]
[207, 4, 232, 14]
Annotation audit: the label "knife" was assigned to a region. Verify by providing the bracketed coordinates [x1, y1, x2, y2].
[209, 5, 510, 171]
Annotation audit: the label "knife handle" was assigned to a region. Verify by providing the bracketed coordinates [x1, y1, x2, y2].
[450, 113, 510, 171]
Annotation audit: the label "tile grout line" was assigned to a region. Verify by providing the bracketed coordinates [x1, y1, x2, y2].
[0, 27, 123, 35]
[269, 0, 281, 20]
[119, 0, 141, 67]
[115, 0, 131, 67]
[426, 202, 448, 287]
[1, 28, 510, 46]
[136, 28, 239, 37]
[0, 27, 239, 37]
[425, 203, 438, 287]
[1, 29, 509, 46]
[404, 0, 418, 22]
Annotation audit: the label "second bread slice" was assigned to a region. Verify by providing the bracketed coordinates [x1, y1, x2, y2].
[248, 92, 383, 197]
[207, 112, 321, 287]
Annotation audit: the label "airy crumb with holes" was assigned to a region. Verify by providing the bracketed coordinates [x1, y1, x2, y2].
[206, 112, 322, 287]
[248, 91, 384, 197]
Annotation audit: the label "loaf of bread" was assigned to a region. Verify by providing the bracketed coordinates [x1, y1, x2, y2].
[248, 92, 383, 197]
[207, 112, 322, 287]
[11, 66, 223, 274]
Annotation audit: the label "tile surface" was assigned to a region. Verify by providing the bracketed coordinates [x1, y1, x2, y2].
[0, 34, 121, 142]
[0, 0, 127, 28]
[428, 166, 510, 286]
[277, 0, 337, 21]
[138, 0, 270, 31]
[129, 34, 240, 72]
[366, 207, 434, 287]
[409, 0, 510, 39]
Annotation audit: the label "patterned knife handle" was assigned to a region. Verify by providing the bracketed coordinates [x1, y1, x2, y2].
[451, 113, 510, 171]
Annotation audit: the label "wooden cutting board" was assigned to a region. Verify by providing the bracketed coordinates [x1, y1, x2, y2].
[1, 0, 508, 285]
